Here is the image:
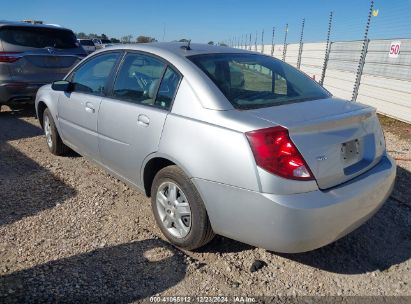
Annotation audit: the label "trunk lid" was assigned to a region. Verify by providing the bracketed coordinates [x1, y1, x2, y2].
[245, 98, 386, 189]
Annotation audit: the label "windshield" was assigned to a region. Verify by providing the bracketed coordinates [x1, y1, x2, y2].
[0, 26, 78, 49]
[101, 39, 112, 44]
[188, 53, 330, 109]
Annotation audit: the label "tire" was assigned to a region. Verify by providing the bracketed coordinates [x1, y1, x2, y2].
[42, 108, 69, 156]
[151, 165, 215, 250]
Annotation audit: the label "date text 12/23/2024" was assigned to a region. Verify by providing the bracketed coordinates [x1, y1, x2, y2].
[149, 296, 256, 303]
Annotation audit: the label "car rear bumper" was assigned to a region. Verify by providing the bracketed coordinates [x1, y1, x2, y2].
[0, 82, 46, 104]
[193, 154, 396, 253]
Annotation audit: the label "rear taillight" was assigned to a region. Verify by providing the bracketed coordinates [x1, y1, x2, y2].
[246, 126, 314, 181]
[0, 52, 22, 63]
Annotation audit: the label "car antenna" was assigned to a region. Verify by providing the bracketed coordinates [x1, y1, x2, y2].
[181, 39, 191, 51]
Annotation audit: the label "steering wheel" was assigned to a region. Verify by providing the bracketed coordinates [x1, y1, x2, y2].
[131, 71, 151, 91]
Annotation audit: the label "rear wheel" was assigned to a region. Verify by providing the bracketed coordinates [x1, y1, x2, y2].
[43, 108, 68, 156]
[151, 165, 215, 250]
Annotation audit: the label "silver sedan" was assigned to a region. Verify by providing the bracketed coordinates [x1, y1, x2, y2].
[35, 43, 396, 253]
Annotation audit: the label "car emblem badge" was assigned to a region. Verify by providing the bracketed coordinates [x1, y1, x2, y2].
[316, 155, 328, 161]
[47, 47, 54, 54]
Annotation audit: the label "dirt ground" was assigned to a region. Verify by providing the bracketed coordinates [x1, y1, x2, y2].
[0, 106, 410, 303]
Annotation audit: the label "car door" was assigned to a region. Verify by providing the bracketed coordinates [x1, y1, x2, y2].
[98, 52, 182, 186]
[57, 52, 121, 161]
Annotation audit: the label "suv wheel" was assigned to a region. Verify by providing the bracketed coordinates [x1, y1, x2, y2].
[151, 165, 215, 250]
[43, 108, 69, 155]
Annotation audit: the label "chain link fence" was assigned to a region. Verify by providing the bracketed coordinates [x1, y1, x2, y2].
[230, 0, 411, 123]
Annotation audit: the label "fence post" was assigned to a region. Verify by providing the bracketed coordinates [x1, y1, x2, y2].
[297, 18, 305, 69]
[249, 33, 252, 50]
[352, 0, 374, 101]
[271, 27, 275, 56]
[320, 11, 333, 86]
[254, 31, 258, 51]
[261, 29, 264, 53]
[352, 39, 370, 101]
[282, 23, 288, 61]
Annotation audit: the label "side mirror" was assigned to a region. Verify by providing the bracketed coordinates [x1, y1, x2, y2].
[52, 80, 72, 92]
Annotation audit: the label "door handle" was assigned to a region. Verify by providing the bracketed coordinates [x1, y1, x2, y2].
[85, 102, 95, 114]
[137, 114, 150, 127]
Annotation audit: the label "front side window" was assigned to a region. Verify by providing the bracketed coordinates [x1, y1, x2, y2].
[112, 53, 166, 106]
[188, 53, 330, 110]
[71, 52, 119, 95]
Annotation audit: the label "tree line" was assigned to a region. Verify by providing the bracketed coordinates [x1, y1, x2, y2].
[75, 33, 157, 44]
[75, 33, 228, 46]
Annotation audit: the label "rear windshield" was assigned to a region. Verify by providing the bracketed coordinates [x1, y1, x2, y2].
[0, 26, 78, 49]
[188, 53, 330, 109]
[79, 39, 94, 46]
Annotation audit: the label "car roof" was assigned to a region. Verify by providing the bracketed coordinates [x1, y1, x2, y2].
[0, 20, 73, 32]
[85, 42, 261, 111]
[105, 42, 250, 58]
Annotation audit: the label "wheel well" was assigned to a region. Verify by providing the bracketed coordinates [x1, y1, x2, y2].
[143, 157, 175, 197]
[37, 101, 47, 128]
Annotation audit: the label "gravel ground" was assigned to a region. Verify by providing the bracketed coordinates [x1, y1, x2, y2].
[0, 106, 410, 303]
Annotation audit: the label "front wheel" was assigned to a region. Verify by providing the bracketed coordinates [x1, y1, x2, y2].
[151, 166, 215, 250]
[43, 108, 69, 156]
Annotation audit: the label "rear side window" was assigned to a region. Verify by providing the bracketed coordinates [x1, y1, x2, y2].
[71, 53, 119, 95]
[189, 53, 330, 110]
[0, 26, 78, 49]
[112, 53, 166, 106]
[155, 67, 181, 109]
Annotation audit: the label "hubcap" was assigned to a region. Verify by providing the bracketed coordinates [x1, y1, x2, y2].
[156, 181, 192, 238]
[44, 115, 53, 148]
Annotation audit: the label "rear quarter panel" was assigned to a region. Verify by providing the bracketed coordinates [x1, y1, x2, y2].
[159, 114, 260, 191]
[157, 78, 268, 191]
[157, 78, 320, 194]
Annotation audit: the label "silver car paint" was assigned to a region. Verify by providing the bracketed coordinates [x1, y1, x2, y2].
[193, 155, 395, 253]
[35, 43, 396, 253]
[57, 91, 102, 161]
[98, 96, 168, 186]
[245, 98, 386, 189]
